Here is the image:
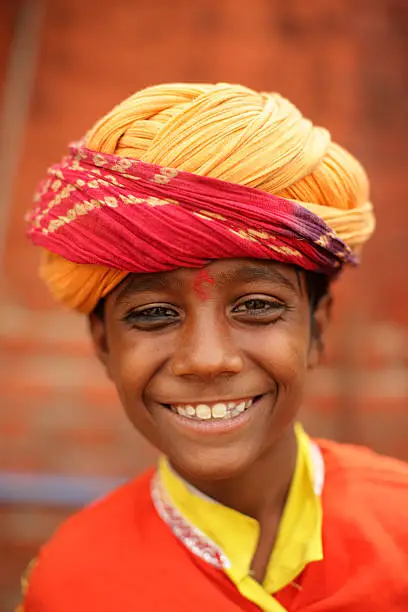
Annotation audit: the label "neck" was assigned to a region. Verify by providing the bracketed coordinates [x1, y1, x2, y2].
[172, 424, 298, 521]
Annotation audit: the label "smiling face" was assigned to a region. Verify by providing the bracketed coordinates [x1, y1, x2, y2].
[89, 259, 330, 482]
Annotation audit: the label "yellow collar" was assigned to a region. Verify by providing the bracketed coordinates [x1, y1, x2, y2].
[155, 423, 324, 612]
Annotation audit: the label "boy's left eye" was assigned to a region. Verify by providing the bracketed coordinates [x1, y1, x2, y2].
[232, 297, 286, 320]
[234, 299, 274, 311]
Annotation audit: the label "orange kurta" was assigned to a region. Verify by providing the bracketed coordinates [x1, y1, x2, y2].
[22, 439, 408, 611]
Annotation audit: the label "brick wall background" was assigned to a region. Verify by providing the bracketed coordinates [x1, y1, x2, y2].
[1, 0, 408, 608]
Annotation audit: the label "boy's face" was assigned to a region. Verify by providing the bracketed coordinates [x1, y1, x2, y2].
[90, 259, 330, 481]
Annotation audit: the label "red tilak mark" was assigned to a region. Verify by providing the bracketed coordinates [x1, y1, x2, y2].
[193, 269, 214, 301]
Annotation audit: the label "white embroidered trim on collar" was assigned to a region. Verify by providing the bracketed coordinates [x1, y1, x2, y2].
[151, 440, 325, 569]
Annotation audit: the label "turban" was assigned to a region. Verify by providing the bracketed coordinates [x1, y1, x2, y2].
[26, 83, 375, 313]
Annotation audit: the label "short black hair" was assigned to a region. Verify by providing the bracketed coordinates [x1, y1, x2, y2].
[93, 296, 106, 319]
[302, 269, 331, 311]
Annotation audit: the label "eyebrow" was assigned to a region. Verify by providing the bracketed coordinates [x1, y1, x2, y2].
[223, 264, 300, 293]
[115, 273, 171, 304]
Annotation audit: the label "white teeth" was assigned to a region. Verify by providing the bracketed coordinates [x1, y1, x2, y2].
[171, 398, 255, 421]
[211, 403, 227, 419]
[195, 404, 212, 419]
[236, 401, 246, 413]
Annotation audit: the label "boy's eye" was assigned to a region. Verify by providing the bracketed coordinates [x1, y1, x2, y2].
[232, 297, 286, 320]
[123, 305, 179, 327]
[234, 299, 275, 311]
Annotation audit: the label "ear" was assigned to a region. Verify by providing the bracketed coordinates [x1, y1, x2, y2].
[88, 312, 111, 378]
[307, 293, 332, 370]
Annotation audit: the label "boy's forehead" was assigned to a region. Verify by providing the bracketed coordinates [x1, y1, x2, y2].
[115, 260, 301, 301]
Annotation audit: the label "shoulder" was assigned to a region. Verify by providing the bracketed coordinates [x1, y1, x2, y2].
[23, 469, 161, 606]
[317, 438, 408, 530]
[46, 468, 157, 550]
[318, 437, 408, 487]
[48, 468, 155, 544]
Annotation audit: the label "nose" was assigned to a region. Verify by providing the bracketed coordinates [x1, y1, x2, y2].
[171, 310, 244, 379]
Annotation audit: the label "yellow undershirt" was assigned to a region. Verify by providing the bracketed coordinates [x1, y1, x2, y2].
[158, 423, 323, 612]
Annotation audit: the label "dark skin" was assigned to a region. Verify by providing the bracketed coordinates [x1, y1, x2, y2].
[89, 259, 331, 583]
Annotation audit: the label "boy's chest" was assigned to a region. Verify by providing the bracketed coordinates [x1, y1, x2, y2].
[34, 549, 408, 612]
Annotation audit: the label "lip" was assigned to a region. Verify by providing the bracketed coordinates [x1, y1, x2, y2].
[156, 395, 266, 436]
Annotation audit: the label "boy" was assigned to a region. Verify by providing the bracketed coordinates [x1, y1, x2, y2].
[21, 83, 407, 610]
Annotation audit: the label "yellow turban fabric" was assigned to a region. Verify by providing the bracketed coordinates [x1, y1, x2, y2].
[35, 83, 374, 312]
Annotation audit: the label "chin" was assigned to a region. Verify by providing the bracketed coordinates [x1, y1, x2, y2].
[168, 445, 258, 484]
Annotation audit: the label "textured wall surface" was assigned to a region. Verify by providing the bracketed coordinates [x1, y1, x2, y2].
[1, 0, 408, 608]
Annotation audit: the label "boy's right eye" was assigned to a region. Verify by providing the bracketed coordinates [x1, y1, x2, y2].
[123, 305, 180, 328]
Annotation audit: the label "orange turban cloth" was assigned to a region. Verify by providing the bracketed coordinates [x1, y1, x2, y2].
[28, 83, 375, 313]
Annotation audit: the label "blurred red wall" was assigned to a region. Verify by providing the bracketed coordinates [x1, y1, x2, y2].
[1, 0, 408, 609]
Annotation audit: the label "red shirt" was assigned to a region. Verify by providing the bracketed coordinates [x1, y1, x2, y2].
[22, 439, 408, 611]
